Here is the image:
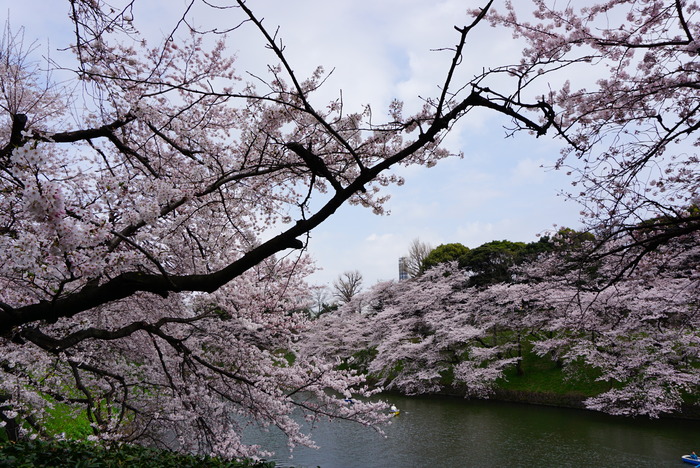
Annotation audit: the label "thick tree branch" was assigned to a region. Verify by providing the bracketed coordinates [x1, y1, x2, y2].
[286, 141, 343, 191]
[0, 113, 28, 162]
[0, 87, 553, 337]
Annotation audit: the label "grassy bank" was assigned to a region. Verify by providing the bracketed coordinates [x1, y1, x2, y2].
[362, 340, 700, 419]
[0, 439, 274, 468]
[1, 404, 274, 468]
[491, 347, 609, 409]
[477, 349, 699, 419]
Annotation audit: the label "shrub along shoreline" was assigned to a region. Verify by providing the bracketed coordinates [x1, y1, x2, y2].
[0, 439, 275, 468]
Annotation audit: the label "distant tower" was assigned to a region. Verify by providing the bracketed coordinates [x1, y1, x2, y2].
[398, 257, 409, 281]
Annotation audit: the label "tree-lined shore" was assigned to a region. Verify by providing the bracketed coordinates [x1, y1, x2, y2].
[303, 229, 699, 419]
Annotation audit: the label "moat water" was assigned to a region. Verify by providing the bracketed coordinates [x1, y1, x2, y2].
[246, 394, 698, 468]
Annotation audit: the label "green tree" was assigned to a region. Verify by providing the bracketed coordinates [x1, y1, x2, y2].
[458, 231, 596, 287]
[550, 228, 595, 252]
[458, 240, 527, 287]
[421, 243, 470, 271]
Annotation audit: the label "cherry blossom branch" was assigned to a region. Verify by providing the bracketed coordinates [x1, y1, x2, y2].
[234, 0, 367, 174]
[436, 0, 495, 118]
[19, 312, 215, 352]
[0, 84, 554, 336]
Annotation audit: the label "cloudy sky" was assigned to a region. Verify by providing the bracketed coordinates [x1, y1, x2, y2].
[8, 0, 584, 287]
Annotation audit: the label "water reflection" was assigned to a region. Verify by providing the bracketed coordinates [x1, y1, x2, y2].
[245, 395, 697, 468]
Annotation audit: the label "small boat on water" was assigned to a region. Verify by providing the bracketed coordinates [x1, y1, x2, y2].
[682, 455, 700, 466]
[389, 405, 400, 416]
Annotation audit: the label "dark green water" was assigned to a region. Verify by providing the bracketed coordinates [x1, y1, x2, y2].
[249, 395, 699, 468]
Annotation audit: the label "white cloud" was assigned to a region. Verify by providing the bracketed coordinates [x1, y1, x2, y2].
[510, 158, 548, 185]
[456, 221, 500, 246]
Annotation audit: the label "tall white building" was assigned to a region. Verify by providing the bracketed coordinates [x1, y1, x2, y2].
[398, 257, 409, 281]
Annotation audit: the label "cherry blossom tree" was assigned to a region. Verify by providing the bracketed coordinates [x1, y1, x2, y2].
[461, 0, 700, 416]
[0, 0, 561, 457]
[484, 0, 700, 274]
[302, 265, 525, 397]
[305, 0, 700, 420]
[478, 0, 700, 412]
[7, 0, 696, 454]
[304, 229, 699, 418]
[523, 230, 700, 417]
